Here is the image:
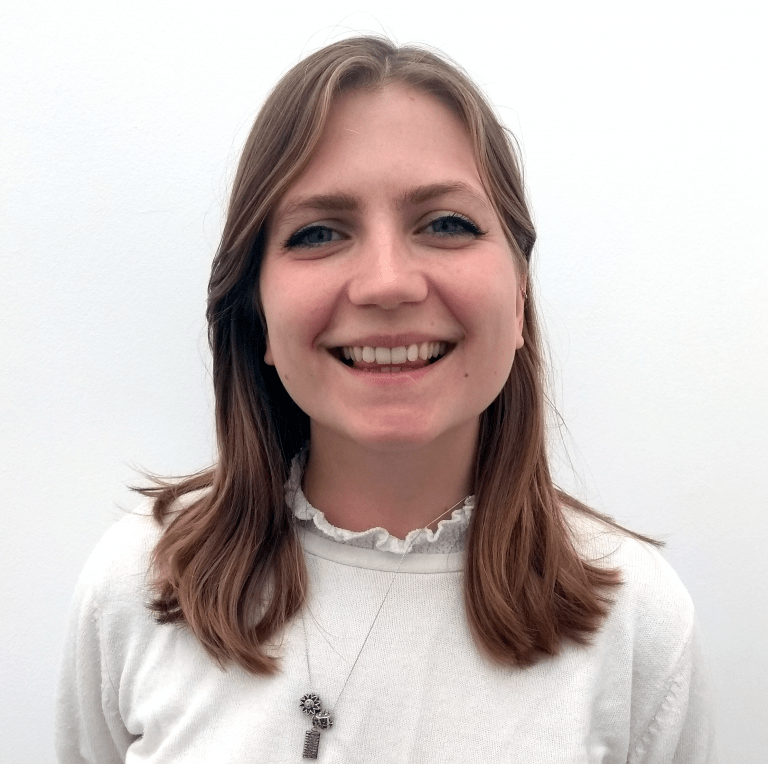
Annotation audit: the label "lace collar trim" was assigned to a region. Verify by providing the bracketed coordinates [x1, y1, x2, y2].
[285, 448, 474, 555]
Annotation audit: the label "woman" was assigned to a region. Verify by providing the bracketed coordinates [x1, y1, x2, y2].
[56, 36, 716, 763]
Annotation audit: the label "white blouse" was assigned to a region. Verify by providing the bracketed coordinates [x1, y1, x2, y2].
[289, 449, 474, 554]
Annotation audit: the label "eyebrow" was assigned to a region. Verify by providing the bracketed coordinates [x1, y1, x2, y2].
[276, 181, 492, 224]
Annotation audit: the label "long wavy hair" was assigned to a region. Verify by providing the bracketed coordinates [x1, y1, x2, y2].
[139, 35, 658, 675]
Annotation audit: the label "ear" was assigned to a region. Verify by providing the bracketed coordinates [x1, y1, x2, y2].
[515, 276, 527, 350]
[264, 334, 275, 366]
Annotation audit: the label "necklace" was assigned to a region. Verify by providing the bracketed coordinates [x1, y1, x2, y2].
[297, 495, 470, 760]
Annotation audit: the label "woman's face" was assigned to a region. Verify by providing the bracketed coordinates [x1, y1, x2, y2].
[260, 85, 525, 453]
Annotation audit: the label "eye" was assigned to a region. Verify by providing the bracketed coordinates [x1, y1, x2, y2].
[283, 224, 343, 250]
[421, 214, 486, 238]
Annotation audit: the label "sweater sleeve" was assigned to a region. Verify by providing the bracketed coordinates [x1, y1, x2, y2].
[55, 519, 145, 763]
[629, 616, 717, 764]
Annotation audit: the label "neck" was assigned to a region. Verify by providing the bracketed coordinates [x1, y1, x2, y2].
[302, 422, 478, 540]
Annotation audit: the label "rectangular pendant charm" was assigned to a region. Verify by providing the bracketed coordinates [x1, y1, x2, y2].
[303, 729, 320, 759]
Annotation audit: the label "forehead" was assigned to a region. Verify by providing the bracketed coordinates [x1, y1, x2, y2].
[273, 85, 487, 218]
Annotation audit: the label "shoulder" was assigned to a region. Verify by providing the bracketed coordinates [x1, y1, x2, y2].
[77, 488, 208, 604]
[562, 507, 717, 754]
[74, 504, 164, 612]
[60, 502, 169, 699]
[563, 506, 695, 644]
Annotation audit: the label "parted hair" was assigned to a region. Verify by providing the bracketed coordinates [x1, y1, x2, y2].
[139, 35, 658, 675]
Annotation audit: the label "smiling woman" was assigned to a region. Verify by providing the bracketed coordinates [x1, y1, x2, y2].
[260, 85, 525, 537]
[56, 36, 716, 763]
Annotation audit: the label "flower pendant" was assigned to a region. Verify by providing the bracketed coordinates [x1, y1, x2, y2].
[299, 693, 322, 716]
[299, 693, 333, 759]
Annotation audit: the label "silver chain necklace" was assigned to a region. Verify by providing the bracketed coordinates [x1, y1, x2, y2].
[298, 494, 470, 760]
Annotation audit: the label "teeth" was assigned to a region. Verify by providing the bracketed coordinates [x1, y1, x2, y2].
[340, 342, 451, 366]
[390, 346, 407, 364]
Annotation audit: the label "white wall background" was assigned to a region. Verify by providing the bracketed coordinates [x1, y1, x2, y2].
[2, 0, 766, 760]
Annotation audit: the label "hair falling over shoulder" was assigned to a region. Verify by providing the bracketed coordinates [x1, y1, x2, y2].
[137, 35, 661, 676]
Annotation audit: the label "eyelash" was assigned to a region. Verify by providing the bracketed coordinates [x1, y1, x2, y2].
[424, 213, 486, 238]
[282, 213, 487, 250]
[283, 225, 340, 250]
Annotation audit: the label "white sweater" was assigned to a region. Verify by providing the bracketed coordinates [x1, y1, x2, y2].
[56, 488, 716, 763]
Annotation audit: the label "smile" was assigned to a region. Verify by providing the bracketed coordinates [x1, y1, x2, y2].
[330, 341, 454, 374]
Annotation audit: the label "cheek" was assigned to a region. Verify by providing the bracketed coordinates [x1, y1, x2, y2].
[451, 260, 520, 342]
[260, 266, 333, 363]
[259, 266, 290, 367]
[474, 290, 522, 385]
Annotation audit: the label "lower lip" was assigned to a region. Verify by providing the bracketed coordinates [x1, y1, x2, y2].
[331, 352, 451, 383]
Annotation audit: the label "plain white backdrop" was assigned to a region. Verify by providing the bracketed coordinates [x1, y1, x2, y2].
[2, 0, 766, 760]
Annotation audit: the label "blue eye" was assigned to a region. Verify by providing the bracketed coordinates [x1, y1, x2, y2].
[425, 214, 484, 237]
[284, 225, 341, 249]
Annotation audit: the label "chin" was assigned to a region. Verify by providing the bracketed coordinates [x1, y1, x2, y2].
[352, 430, 435, 451]
[339, 420, 443, 452]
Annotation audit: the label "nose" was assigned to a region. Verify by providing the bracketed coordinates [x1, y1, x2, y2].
[346, 229, 428, 310]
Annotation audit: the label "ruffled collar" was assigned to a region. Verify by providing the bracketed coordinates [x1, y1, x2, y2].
[285, 448, 474, 555]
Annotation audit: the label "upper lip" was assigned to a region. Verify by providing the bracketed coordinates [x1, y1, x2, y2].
[326, 333, 459, 349]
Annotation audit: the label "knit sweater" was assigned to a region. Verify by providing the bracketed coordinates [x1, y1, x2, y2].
[56, 482, 716, 763]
